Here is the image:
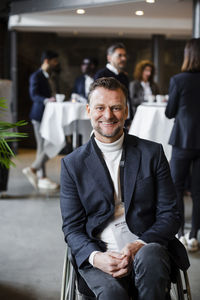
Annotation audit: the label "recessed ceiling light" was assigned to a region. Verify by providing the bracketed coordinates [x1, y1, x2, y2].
[135, 10, 144, 16]
[146, 0, 155, 3]
[76, 9, 85, 15]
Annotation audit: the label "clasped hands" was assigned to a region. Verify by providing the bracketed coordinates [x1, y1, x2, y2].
[93, 241, 144, 278]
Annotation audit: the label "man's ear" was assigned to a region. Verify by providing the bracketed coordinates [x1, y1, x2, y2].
[86, 104, 91, 118]
[107, 54, 111, 63]
[43, 58, 49, 64]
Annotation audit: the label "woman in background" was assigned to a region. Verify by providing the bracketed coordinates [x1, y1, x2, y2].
[129, 60, 159, 115]
[165, 38, 200, 252]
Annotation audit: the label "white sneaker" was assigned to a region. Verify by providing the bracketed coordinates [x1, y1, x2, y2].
[38, 178, 59, 190]
[184, 232, 199, 252]
[22, 167, 38, 189]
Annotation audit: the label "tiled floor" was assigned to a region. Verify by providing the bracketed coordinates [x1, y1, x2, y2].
[0, 149, 200, 299]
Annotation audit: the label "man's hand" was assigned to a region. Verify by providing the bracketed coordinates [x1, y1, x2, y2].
[48, 97, 56, 102]
[121, 241, 145, 261]
[93, 251, 130, 278]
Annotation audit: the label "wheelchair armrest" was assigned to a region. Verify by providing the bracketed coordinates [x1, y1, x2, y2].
[67, 245, 95, 298]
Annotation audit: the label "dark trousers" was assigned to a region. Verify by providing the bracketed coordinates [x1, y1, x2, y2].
[79, 243, 171, 300]
[170, 147, 200, 237]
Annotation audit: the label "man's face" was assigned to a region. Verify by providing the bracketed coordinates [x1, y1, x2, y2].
[87, 87, 128, 143]
[81, 59, 93, 75]
[107, 48, 127, 71]
[48, 58, 59, 71]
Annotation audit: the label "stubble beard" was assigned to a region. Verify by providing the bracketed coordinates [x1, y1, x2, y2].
[92, 122, 123, 138]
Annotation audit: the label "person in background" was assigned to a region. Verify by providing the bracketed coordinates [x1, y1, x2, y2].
[165, 38, 200, 252]
[94, 43, 133, 122]
[23, 50, 59, 190]
[129, 60, 159, 115]
[73, 57, 98, 101]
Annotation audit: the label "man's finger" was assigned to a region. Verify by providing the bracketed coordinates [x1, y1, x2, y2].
[112, 267, 130, 278]
[108, 251, 125, 259]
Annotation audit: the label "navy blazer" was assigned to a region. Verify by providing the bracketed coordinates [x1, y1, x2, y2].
[60, 134, 189, 270]
[73, 75, 86, 98]
[29, 69, 52, 122]
[165, 71, 200, 149]
[94, 67, 129, 90]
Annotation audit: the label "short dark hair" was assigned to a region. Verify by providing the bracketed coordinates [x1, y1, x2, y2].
[107, 43, 126, 56]
[82, 57, 99, 67]
[88, 77, 128, 104]
[181, 38, 200, 72]
[41, 50, 59, 64]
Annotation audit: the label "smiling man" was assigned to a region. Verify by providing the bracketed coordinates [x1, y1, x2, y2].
[87, 85, 128, 142]
[60, 77, 189, 300]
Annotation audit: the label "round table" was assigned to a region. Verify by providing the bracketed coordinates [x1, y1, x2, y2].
[40, 102, 92, 158]
[129, 103, 174, 161]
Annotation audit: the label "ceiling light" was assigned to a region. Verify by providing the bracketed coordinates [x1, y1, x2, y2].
[135, 10, 144, 16]
[146, 0, 155, 3]
[76, 9, 85, 15]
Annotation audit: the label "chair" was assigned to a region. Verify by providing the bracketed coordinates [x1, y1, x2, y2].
[60, 246, 192, 300]
[60, 246, 95, 300]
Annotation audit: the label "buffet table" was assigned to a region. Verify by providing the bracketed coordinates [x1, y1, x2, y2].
[40, 102, 92, 158]
[129, 103, 174, 161]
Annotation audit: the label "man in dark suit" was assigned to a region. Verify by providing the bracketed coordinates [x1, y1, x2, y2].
[23, 50, 59, 190]
[95, 43, 133, 121]
[73, 57, 98, 101]
[60, 77, 189, 300]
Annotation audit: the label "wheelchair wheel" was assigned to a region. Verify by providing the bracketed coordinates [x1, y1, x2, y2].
[170, 270, 192, 300]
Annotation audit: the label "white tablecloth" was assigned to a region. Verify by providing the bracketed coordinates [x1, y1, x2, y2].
[129, 103, 174, 161]
[40, 102, 92, 158]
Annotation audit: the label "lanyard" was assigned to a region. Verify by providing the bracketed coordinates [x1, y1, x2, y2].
[120, 146, 125, 202]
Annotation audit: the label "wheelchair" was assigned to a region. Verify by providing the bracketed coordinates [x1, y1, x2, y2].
[60, 246, 192, 300]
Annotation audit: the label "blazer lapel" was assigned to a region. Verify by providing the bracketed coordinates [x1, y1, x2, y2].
[124, 136, 141, 214]
[84, 141, 114, 203]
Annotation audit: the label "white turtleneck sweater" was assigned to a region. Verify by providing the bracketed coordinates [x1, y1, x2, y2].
[89, 133, 141, 265]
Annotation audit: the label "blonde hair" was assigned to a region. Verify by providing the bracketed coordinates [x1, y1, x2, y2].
[134, 60, 155, 83]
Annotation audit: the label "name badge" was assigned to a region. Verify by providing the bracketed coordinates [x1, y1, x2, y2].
[110, 215, 139, 251]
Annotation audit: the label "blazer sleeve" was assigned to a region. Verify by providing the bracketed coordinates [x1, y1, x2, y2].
[60, 158, 102, 268]
[29, 73, 47, 104]
[165, 77, 179, 119]
[129, 81, 144, 107]
[140, 145, 181, 245]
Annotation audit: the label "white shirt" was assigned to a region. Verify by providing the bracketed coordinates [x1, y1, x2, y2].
[89, 134, 146, 265]
[42, 69, 49, 79]
[85, 75, 94, 97]
[41, 69, 51, 105]
[141, 81, 152, 101]
[95, 134, 124, 210]
[106, 63, 119, 75]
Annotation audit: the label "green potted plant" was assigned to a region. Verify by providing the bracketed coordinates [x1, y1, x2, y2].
[0, 98, 27, 168]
